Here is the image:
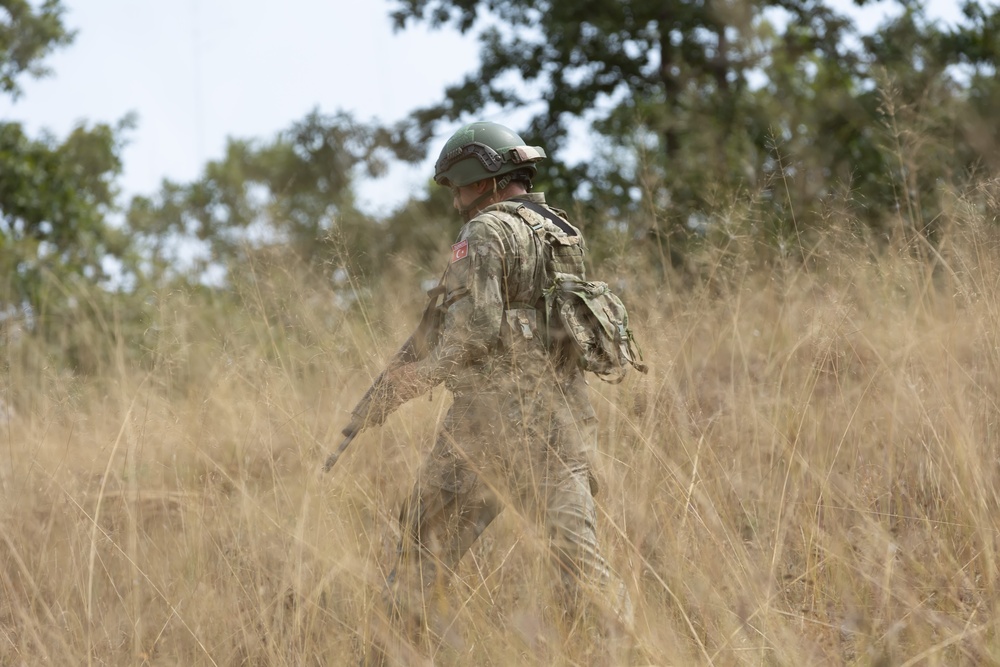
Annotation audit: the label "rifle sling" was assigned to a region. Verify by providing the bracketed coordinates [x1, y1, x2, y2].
[510, 198, 578, 237]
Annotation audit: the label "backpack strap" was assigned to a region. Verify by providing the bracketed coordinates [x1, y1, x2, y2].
[509, 198, 578, 237]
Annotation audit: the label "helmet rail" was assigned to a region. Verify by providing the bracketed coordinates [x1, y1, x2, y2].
[433, 122, 547, 188]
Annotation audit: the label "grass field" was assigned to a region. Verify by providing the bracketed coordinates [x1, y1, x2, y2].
[3, 180, 1000, 665]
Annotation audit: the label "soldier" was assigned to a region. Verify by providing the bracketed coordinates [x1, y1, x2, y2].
[350, 121, 634, 664]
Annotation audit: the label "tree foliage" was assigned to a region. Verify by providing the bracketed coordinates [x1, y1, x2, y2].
[390, 0, 1000, 251]
[0, 0, 133, 318]
[0, 0, 73, 97]
[126, 110, 443, 285]
[0, 119, 132, 303]
[5, 0, 998, 332]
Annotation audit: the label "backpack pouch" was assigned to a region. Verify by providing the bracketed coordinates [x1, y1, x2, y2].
[548, 279, 648, 383]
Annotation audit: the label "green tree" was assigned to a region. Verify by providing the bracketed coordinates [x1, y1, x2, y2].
[0, 119, 133, 303]
[937, 0, 1000, 176]
[0, 0, 72, 97]
[390, 0, 1000, 255]
[392, 0, 858, 209]
[126, 110, 425, 284]
[0, 0, 134, 316]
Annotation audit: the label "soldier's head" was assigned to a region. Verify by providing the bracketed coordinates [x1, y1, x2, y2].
[433, 121, 546, 220]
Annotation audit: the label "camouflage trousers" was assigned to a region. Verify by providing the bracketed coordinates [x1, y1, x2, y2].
[360, 389, 632, 665]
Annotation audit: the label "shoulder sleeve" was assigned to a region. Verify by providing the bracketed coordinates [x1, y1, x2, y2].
[414, 216, 507, 385]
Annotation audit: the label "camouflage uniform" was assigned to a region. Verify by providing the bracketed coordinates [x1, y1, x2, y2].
[376, 193, 632, 653]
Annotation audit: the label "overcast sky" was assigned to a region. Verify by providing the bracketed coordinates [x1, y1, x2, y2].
[1, 1, 482, 214]
[1, 0, 968, 216]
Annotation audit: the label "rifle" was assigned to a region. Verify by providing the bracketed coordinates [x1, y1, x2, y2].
[323, 284, 446, 472]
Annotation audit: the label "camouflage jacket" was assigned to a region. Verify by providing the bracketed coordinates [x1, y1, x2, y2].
[410, 193, 596, 421]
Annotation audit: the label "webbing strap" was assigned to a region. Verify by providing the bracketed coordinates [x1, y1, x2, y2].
[511, 198, 578, 237]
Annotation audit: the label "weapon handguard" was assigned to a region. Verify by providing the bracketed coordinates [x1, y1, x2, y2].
[323, 283, 446, 473]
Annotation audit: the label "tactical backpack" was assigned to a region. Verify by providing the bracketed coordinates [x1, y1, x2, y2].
[509, 199, 648, 383]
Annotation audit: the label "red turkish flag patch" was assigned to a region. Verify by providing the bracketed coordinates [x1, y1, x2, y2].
[451, 240, 469, 263]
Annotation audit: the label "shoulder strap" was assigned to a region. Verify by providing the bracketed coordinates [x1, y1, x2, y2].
[510, 198, 578, 237]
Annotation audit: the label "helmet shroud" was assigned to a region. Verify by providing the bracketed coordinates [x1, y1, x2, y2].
[434, 122, 546, 189]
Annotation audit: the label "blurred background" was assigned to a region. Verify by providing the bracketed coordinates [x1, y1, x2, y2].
[3, 0, 997, 300]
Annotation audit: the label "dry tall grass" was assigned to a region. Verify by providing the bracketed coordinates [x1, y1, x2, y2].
[3, 179, 1000, 666]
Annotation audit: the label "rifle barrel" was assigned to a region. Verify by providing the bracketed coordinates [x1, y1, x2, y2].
[323, 431, 358, 472]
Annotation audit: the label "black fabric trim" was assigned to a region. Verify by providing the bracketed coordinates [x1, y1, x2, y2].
[511, 198, 578, 237]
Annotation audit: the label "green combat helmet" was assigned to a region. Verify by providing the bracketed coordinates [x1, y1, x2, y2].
[434, 122, 546, 189]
